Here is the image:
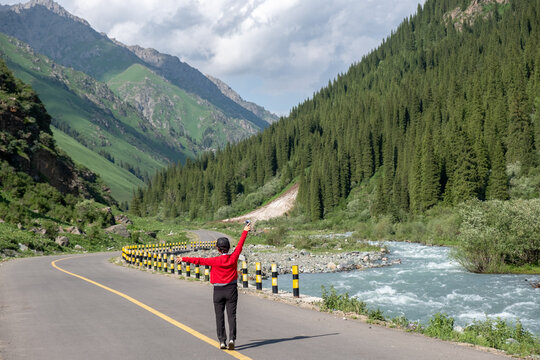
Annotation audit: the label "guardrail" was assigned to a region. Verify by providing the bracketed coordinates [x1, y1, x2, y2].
[121, 243, 300, 297]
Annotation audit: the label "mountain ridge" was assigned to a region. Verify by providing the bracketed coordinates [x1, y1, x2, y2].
[8, 0, 89, 26]
[0, 0, 277, 202]
[0, 0, 272, 130]
[206, 74, 279, 125]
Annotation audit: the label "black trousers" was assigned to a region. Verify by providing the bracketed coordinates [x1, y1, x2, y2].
[213, 283, 238, 343]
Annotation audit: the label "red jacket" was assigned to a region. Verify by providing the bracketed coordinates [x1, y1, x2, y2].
[181, 230, 248, 285]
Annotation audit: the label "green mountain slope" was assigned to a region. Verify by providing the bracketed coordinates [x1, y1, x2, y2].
[133, 0, 540, 222]
[0, 33, 170, 202]
[107, 64, 255, 150]
[0, 56, 114, 204]
[50, 128, 144, 202]
[0, 57, 143, 258]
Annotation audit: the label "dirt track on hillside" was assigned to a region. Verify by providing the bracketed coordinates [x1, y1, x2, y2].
[223, 183, 298, 223]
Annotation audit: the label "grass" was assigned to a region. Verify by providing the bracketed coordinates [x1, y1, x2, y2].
[51, 129, 144, 203]
[498, 264, 540, 275]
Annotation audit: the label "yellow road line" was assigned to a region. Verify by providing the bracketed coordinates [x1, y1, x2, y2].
[51, 257, 253, 360]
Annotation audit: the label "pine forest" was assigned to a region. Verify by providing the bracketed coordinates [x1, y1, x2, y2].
[133, 0, 540, 224]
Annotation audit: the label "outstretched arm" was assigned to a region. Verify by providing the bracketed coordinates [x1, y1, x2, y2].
[175, 222, 252, 264]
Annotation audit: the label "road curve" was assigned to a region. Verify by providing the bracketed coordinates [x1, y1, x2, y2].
[0, 233, 509, 360]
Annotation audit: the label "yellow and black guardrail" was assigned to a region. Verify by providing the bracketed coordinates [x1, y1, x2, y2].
[121, 242, 301, 297]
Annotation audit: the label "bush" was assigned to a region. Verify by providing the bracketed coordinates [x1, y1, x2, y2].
[394, 221, 427, 241]
[372, 215, 394, 239]
[367, 308, 385, 322]
[353, 222, 373, 239]
[264, 226, 286, 247]
[454, 199, 540, 272]
[41, 220, 59, 240]
[75, 200, 102, 225]
[460, 318, 540, 356]
[215, 205, 234, 220]
[424, 313, 455, 340]
[293, 235, 318, 250]
[321, 286, 367, 314]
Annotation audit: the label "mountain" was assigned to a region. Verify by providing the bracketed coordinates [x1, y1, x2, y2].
[0, 57, 114, 204]
[132, 0, 540, 221]
[123, 44, 271, 130]
[0, 0, 271, 130]
[206, 74, 280, 125]
[0, 32, 164, 202]
[0, 0, 276, 202]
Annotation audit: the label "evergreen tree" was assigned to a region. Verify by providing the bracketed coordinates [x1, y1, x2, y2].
[310, 171, 323, 221]
[420, 126, 440, 210]
[486, 140, 509, 200]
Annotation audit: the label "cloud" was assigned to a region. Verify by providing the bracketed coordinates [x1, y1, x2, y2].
[2, 0, 423, 114]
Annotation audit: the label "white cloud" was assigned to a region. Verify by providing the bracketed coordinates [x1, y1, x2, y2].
[2, 0, 423, 115]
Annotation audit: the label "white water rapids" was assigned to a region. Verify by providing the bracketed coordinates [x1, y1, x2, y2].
[262, 241, 540, 335]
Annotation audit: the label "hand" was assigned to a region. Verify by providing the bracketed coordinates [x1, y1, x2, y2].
[244, 222, 252, 232]
[175, 256, 183, 264]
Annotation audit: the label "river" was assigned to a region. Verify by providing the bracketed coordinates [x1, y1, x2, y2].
[262, 241, 540, 336]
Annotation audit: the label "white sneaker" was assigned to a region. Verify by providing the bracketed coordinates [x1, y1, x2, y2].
[220, 342, 227, 349]
[228, 340, 235, 350]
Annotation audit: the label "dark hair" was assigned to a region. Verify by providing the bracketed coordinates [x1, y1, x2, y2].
[216, 237, 230, 253]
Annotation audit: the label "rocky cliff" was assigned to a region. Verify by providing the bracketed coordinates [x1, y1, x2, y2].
[444, 0, 510, 31]
[0, 58, 115, 204]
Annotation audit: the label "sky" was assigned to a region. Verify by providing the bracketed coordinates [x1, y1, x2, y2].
[4, 0, 423, 116]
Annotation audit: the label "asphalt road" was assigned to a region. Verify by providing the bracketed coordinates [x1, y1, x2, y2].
[0, 231, 509, 360]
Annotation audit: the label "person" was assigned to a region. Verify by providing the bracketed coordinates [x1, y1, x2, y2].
[176, 222, 252, 350]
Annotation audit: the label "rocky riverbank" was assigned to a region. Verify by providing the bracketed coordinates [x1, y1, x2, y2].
[179, 244, 401, 277]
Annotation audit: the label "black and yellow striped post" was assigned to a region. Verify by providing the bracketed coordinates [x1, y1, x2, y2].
[242, 261, 248, 288]
[157, 253, 162, 272]
[153, 252, 158, 271]
[256, 262, 262, 291]
[164, 253, 168, 272]
[292, 265, 299, 297]
[195, 264, 200, 279]
[185, 262, 191, 278]
[271, 263, 278, 294]
[170, 255, 175, 274]
[143, 251, 147, 268]
[163, 253, 168, 273]
[204, 265, 209, 281]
